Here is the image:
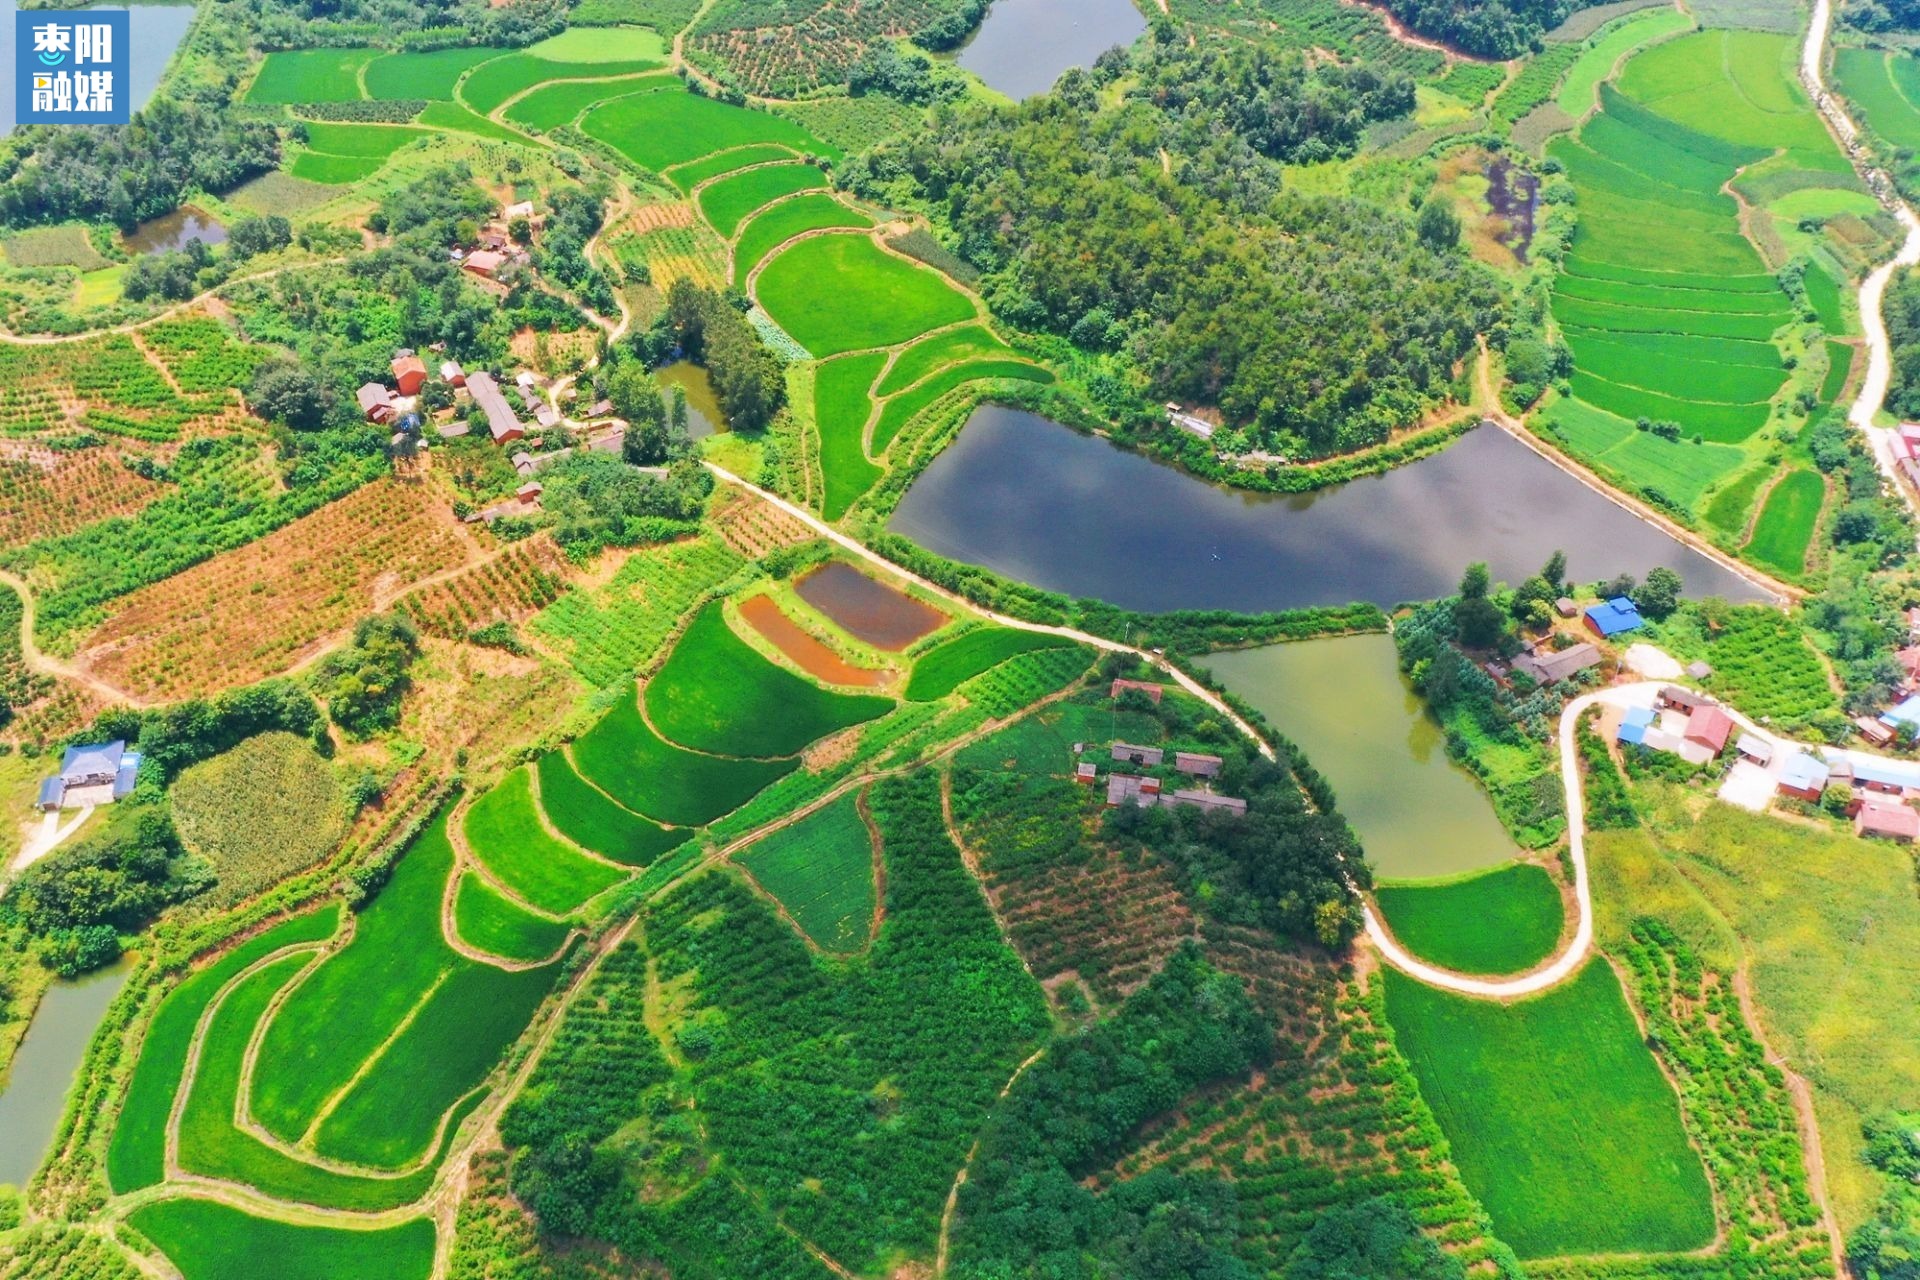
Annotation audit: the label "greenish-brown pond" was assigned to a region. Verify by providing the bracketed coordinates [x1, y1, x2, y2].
[1200, 634, 1521, 881]
[0, 960, 131, 1187]
[656, 362, 726, 439]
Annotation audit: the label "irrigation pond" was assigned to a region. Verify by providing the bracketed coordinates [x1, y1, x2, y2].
[0, 960, 131, 1187]
[953, 0, 1148, 100]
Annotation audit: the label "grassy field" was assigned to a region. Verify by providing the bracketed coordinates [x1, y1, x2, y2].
[454, 872, 574, 962]
[463, 767, 627, 915]
[735, 789, 876, 952]
[128, 1198, 435, 1280]
[644, 601, 892, 758]
[755, 234, 976, 357]
[108, 907, 342, 1194]
[4, 225, 109, 270]
[814, 350, 886, 520]
[906, 629, 1077, 701]
[1555, 8, 1696, 118]
[525, 25, 665, 61]
[571, 684, 796, 825]
[582, 89, 824, 172]
[460, 54, 667, 116]
[1374, 863, 1565, 976]
[535, 750, 684, 866]
[875, 325, 1015, 396]
[1743, 467, 1824, 575]
[733, 194, 871, 287]
[1620, 30, 1851, 170]
[1384, 962, 1715, 1258]
[1838, 46, 1920, 148]
[170, 732, 343, 909]
[697, 163, 827, 237]
[870, 360, 1052, 454]
[363, 47, 501, 100]
[247, 48, 374, 103]
[1821, 338, 1857, 404]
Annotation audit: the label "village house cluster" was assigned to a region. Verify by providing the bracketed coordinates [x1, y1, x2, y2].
[450, 198, 540, 291]
[1067, 679, 1250, 818]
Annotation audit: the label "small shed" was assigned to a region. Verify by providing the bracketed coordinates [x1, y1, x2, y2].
[1174, 752, 1223, 778]
[463, 250, 506, 278]
[1659, 685, 1708, 713]
[1164, 790, 1248, 817]
[1105, 774, 1160, 809]
[1734, 733, 1773, 767]
[1856, 715, 1898, 747]
[516, 481, 544, 504]
[1554, 596, 1579, 619]
[1110, 678, 1164, 704]
[1074, 761, 1097, 786]
[1856, 802, 1920, 843]
[1617, 705, 1656, 748]
[503, 200, 536, 221]
[1514, 641, 1601, 686]
[1686, 661, 1713, 681]
[440, 360, 467, 388]
[1111, 743, 1164, 767]
[1584, 597, 1644, 639]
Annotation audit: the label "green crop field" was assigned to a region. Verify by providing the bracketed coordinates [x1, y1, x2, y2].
[1743, 467, 1824, 575]
[645, 601, 891, 758]
[570, 683, 796, 825]
[871, 360, 1052, 454]
[582, 89, 825, 172]
[463, 767, 628, 915]
[1619, 30, 1848, 170]
[416, 100, 530, 143]
[906, 628, 1078, 701]
[1680, 604, 1837, 727]
[289, 152, 385, 185]
[128, 1199, 436, 1280]
[171, 732, 343, 909]
[1567, 372, 1771, 442]
[4, 225, 109, 270]
[535, 750, 685, 866]
[1374, 864, 1565, 975]
[1822, 338, 1856, 404]
[502, 76, 668, 131]
[733, 194, 871, 287]
[301, 122, 433, 157]
[1555, 273, 1789, 317]
[1805, 260, 1846, 334]
[525, 25, 665, 61]
[1704, 463, 1769, 534]
[736, 789, 876, 952]
[876, 325, 1016, 396]
[1384, 962, 1715, 1258]
[1555, 8, 1695, 118]
[697, 163, 828, 237]
[454, 872, 573, 962]
[459, 53, 665, 116]
[668, 142, 803, 193]
[755, 234, 976, 357]
[363, 47, 501, 100]
[247, 48, 375, 103]
[814, 350, 887, 520]
[1563, 331, 1784, 402]
[109, 907, 342, 1194]
[1836, 47, 1920, 148]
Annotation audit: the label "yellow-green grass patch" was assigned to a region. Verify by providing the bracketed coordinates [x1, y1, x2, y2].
[733, 193, 870, 288]
[464, 767, 627, 916]
[1742, 467, 1824, 577]
[1820, 338, 1856, 405]
[735, 789, 875, 952]
[1554, 7, 1695, 118]
[581, 88, 826, 171]
[1374, 863, 1565, 975]
[301, 121, 434, 156]
[814, 350, 886, 521]
[535, 750, 684, 867]
[1704, 464, 1770, 534]
[129, 1199, 435, 1280]
[1834, 46, 1920, 150]
[74, 265, 126, 309]
[571, 683, 796, 825]
[416, 100, 532, 144]
[453, 871, 572, 962]
[108, 906, 342, 1194]
[755, 234, 975, 357]
[697, 163, 828, 237]
[1384, 961, 1715, 1258]
[644, 601, 892, 758]
[247, 48, 376, 103]
[525, 25, 665, 61]
[3, 225, 109, 269]
[1618, 30, 1847, 171]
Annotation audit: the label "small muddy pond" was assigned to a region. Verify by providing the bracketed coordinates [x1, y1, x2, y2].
[0, 960, 132, 1187]
[123, 206, 227, 256]
[1200, 636, 1520, 881]
[796, 562, 948, 651]
[1486, 157, 1540, 263]
[739, 594, 888, 687]
[954, 0, 1148, 100]
[0, 0, 195, 136]
[889, 406, 1767, 613]
[657, 362, 726, 440]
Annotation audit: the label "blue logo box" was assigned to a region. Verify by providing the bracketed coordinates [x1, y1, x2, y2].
[16, 10, 129, 125]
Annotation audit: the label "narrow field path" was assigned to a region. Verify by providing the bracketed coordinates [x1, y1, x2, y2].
[0, 567, 148, 706]
[933, 1044, 1047, 1278]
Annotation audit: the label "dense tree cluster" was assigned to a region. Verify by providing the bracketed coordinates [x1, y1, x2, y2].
[848, 42, 971, 104]
[1283, 1197, 1468, 1280]
[1843, 0, 1920, 31]
[1882, 267, 1920, 421]
[635, 279, 786, 433]
[234, 0, 565, 52]
[533, 185, 618, 315]
[1383, 0, 1591, 58]
[844, 46, 1500, 456]
[537, 451, 712, 557]
[317, 613, 419, 737]
[369, 167, 497, 246]
[0, 808, 195, 976]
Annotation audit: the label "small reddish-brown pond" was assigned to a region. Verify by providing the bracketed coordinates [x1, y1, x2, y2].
[739, 595, 888, 688]
[795, 561, 948, 651]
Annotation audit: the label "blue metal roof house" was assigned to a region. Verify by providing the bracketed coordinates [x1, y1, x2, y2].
[36, 740, 141, 812]
[1617, 705, 1656, 747]
[1585, 597, 1644, 639]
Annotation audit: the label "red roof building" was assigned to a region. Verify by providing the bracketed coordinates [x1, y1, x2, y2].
[463, 250, 506, 279]
[1683, 704, 1734, 754]
[1856, 802, 1920, 843]
[1110, 678, 1163, 704]
[391, 355, 427, 396]
[356, 382, 396, 423]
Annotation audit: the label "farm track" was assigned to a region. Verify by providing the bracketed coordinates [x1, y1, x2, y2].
[0, 566, 146, 706]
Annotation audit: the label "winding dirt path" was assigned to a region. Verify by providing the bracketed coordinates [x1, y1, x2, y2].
[0, 567, 146, 706]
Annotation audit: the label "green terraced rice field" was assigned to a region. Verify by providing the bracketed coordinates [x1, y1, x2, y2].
[1704, 464, 1770, 534]
[454, 872, 574, 962]
[644, 601, 892, 758]
[583, 89, 825, 172]
[1834, 47, 1920, 149]
[669, 143, 803, 193]
[463, 767, 628, 915]
[571, 684, 797, 826]
[525, 25, 665, 61]
[247, 48, 374, 103]
[697, 163, 828, 236]
[129, 1198, 436, 1280]
[755, 234, 976, 357]
[460, 54, 665, 116]
[906, 629, 1077, 701]
[1554, 8, 1695, 118]
[363, 47, 501, 100]
[416, 100, 530, 143]
[502, 75, 669, 131]
[536, 750, 685, 866]
[1744, 467, 1825, 576]
[736, 790, 876, 952]
[870, 360, 1052, 454]
[1385, 962, 1715, 1258]
[814, 350, 887, 520]
[733, 194, 871, 287]
[108, 907, 342, 1194]
[289, 153, 386, 184]
[1374, 863, 1565, 976]
[1821, 339, 1856, 404]
[1618, 30, 1849, 170]
[876, 325, 1016, 396]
